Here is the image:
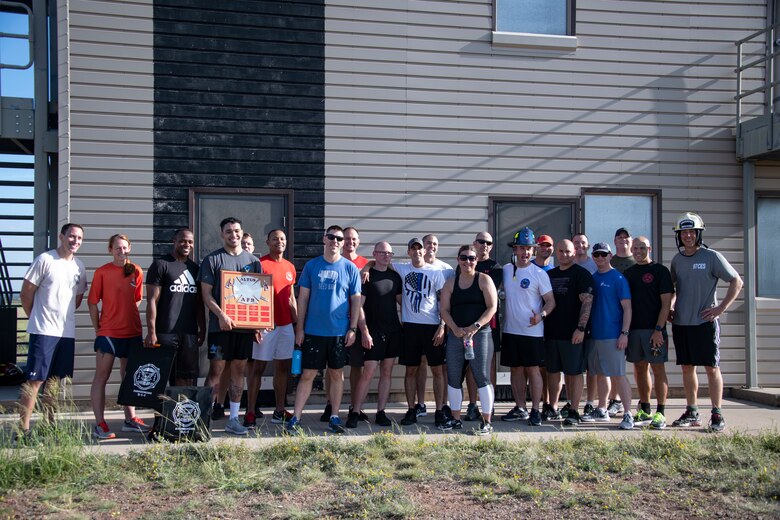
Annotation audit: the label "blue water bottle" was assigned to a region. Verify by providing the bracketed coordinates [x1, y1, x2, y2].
[291, 345, 302, 375]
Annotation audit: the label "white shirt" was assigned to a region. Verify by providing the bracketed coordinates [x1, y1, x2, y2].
[394, 263, 447, 325]
[502, 262, 552, 337]
[24, 250, 87, 338]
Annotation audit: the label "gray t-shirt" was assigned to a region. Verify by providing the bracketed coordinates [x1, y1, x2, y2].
[198, 248, 262, 332]
[576, 257, 598, 274]
[671, 247, 738, 326]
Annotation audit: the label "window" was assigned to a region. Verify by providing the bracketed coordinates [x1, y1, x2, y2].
[582, 192, 659, 261]
[757, 197, 780, 297]
[492, 0, 576, 51]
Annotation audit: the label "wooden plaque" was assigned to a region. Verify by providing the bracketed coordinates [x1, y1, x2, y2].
[220, 271, 274, 329]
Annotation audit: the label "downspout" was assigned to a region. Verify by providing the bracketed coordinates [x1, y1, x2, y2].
[743, 160, 757, 388]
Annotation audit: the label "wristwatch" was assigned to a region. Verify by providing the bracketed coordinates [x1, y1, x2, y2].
[654, 325, 664, 332]
[540, 311, 547, 320]
[473, 322, 481, 330]
[348, 327, 358, 334]
[576, 325, 586, 332]
[621, 330, 629, 336]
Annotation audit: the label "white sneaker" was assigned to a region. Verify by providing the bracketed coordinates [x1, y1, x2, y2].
[225, 416, 249, 436]
[619, 412, 634, 430]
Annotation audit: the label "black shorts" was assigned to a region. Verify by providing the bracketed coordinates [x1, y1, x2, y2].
[545, 339, 586, 375]
[302, 334, 348, 370]
[500, 333, 545, 368]
[400, 323, 445, 367]
[672, 322, 720, 367]
[349, 330, 402, 367]
[207, 332, 253, 361]
[159, 333, 200, 380]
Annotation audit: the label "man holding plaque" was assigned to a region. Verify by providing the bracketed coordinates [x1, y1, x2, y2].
[287, 225, 362, 435]
[199, 217, 262, 436]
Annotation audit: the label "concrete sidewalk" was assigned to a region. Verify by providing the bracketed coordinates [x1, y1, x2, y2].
[3, 394, 779, 455]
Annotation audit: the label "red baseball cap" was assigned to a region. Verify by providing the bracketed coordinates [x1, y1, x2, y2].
[536, 235, 553, 246]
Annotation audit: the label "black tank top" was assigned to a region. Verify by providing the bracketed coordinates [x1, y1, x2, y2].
[451, 272, 487, 327]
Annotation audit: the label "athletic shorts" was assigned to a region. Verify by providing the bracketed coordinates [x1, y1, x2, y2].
[207, 331, 253, 361]
[399, 323, 445, 367]
[672, 322, 720, 367]
[545, 339, 586, 375]
[252, 324, 295, 361]
[26, 334, 75, 381]
[94, 335, 142, 359]
[587, 338, 626, 377]
[158, 333, 200, 380]
[626, 329, 668, 364]
[349, 330, 403, 367]
[500, 333, 545, 368]
[301, 334, 348, 370]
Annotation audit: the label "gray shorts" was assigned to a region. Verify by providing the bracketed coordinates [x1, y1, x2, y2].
[587, 338, 626, 377]
[626, 329, 668, 364]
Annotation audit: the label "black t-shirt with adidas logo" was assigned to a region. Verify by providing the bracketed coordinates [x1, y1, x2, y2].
[146, 254, 200, 335]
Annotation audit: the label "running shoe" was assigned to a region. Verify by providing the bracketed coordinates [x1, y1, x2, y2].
[13, 428, 33, 447]
[435, 410, 453, 431]
[211, 403, 225, 421]
[252, 407, 264, 418]
[243, 412, 257, 429]
[285, 416, 303, 435]
[329, 416, 346, 434]
[606, 399, 624, 417]
[375, 410, 392, 427]
[528, 408, 542, 426]
[122, 416, 151, 433]
[226, 417, 249, 436]
[633, 409, 653, 427]
[415, 403, 427, 417]
[464, 403, 481, 421]
[349, 406, 369, 422]
[473, 420, 494, 436]
[501, 406, 529, 422]
[400, 408, 417, 425]
[672, 410, 701, 427]
[582, 408, 609, 422]
[271, 409, 294, 424]
[544, 405, 562, 421]
[650, 412, 666, 430]
[708, 413, 726, 432]
[619, 412, 634, 430]
[563, 410, 581, 426]
[583, 403, 595, 416]
[442, 404, 454, 420]
[346, 411, 360, 429]
[450, 419, 463, 430]
[93, 421, 116, 440]
[560, 402, 572, 419]
[320, 403, 332, 422]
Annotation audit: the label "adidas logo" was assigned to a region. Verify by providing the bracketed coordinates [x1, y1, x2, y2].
[169, 270, 198, 293]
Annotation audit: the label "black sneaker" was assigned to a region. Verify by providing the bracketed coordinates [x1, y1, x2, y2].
[320, 403, 332, 422]
[442, 404, 454, 420]
[560, 402, 572, 419]
[414, 403, 427, 417]
[211, 403, 225, 421]
[543, 404, 561, 421]
[435, 410, 453, 431]
[672, 410, 701, 427]
[708, 413, 726, 432]
[375, 410, 392, 427]
[502, 406, 529, 422]
[541, 403, 552, 421]
[563, 410, 581, 426]
[346, 411, 359, 429]
[583, 403, 595, 416]
[464, 403, 481, 421]
[528, 408, 542, 426]
[450, 419, 463, 430]
[349, 406, 370, 422]
[400, 408, 417, 425]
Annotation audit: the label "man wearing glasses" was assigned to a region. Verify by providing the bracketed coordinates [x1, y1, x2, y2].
[347, 241, 403, 428]
[287, 225, 362, 434]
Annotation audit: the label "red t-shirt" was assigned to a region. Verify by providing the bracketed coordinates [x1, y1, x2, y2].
[88, 263, 143, 338]
[349, 255, 368, 270]
[260, 255, 296, 326]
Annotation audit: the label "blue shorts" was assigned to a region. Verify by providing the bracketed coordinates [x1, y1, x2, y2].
[26, 334, 75, 381]
[94, 335, 142, 358]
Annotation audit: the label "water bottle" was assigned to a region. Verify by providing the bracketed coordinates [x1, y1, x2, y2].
[291, 346, 302, 375]
[463, 337, 475, 360]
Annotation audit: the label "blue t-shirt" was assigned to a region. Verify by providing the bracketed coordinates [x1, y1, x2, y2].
[591, 268, 631, 340]
[299, 255, 361, 337]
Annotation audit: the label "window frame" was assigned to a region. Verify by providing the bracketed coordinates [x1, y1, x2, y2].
[492, 0, 577, 52]
[756, 193, 780, 298]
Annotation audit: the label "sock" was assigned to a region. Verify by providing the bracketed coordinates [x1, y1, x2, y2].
[687, 405, 699, 413]
[330, 415, 339, 420]
[477, 385, 494, 421]
[229, 401, 240, 419]
[711, 407, 721, 415]
[657, 404, 666, 415]
[447, 386, 463, 415]
[641, 402, 651, 414]
[586, 400, 594, 406]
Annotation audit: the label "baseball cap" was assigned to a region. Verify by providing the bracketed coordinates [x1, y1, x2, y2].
[408, 237, 424, 249]
[592, 242, 612, 254]
[536, 234, 553, 246]
[614, 227, 631, 238]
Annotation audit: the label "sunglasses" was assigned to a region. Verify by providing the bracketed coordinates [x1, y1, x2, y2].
[475, 239, 493, 246]
[459, 255, 477, 262]
[592, 252, 609, 258]
[326, 233, 344, 242]
[374, 251, 394, 256]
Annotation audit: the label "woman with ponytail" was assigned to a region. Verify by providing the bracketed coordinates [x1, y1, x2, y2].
[88, 234, 149, 439]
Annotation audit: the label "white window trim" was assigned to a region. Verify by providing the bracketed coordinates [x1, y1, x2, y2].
[491, 31, 577, 51]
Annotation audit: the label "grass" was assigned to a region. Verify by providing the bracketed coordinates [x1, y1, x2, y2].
[1, 419, 779, 518]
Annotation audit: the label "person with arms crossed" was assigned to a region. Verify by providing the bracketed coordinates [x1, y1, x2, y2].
[18, 223, 87, 439]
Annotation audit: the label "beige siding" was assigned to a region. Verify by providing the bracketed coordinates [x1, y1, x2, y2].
[64, 0, 154, 398]
[325, 0, 767, 391]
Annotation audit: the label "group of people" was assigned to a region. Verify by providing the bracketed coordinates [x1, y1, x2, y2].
[17, 210, 742, 439]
